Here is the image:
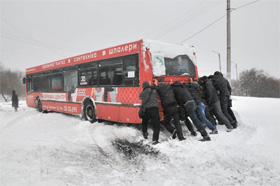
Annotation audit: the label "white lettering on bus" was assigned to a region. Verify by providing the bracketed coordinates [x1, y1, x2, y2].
[64, 106, 77, 113]
[26, 68, 36, 72]
[42, 93, 66, 101]
[55, 60, 65, 66]
[109, 43, 138, 55]
[42, 63, 55, 69]
[73, 53, 97, 63]
[77, 89, 86, 97]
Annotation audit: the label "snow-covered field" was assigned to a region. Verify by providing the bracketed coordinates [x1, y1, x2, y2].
[0, 96, 280, 186]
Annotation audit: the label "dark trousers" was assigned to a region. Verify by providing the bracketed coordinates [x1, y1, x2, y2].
[220, 95, 234, 124]
[228, 98, 237, 122]
[205, 104, 217, 125]
[142, 107, 160, 142]
[184, 117, 195, 133]
[210, 100, 233, 129]
[187, 109, 208, 137]
[184, 100, 208, 137]
[163, 105, 184, 140]
[179, 105, 196, 133]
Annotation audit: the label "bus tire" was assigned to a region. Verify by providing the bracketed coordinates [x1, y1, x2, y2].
[84, 102, 96, 123]
[36, 99, 43, 112]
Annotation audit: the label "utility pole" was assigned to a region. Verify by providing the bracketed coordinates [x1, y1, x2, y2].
[227, 0, 231, 82]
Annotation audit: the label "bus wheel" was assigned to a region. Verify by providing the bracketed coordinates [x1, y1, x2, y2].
[36, 99, 43, 112]
[84, 103, 96, 123]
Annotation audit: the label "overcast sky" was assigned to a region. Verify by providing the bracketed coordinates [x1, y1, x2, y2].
[1, 0, 279, 79]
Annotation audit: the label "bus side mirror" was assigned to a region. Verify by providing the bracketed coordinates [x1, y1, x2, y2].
[22, 77, 26, 84]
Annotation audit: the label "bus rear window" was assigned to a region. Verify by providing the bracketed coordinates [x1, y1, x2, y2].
[165, 55, 196, 76]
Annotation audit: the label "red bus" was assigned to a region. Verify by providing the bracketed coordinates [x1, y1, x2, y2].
[23, 39, 198, 124]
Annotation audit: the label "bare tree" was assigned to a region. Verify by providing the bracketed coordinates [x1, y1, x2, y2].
[0, 63, 25, 102]
[237, 68, 280, 98]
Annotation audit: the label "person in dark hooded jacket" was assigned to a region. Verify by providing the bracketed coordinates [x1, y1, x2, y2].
[154, 79, 185, 141]
[200, 76, 233, 131]
[187, 79, 218, 134]
[212, 71, 237, 128]
[139, 81, 161, 144]
[12, 90, 19, 112]
[172, 81, 211, 141]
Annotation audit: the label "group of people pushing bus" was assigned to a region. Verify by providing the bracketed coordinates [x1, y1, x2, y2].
[139, 71, 238, 145]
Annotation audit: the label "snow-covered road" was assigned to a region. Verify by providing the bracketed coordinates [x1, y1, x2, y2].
[0, 96, 280, 186]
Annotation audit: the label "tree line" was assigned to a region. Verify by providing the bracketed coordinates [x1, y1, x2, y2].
[0, 63, 25, 101]
[231, 68, 280, 98]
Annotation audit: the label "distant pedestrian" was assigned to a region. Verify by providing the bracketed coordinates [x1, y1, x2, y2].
[12, 90, 19, 112]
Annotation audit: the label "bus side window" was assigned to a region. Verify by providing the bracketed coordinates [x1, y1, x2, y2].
[99, 67, 112, 85]
[64, 71, 78, 92]
[33, 75, 50, 92]
[99, 65, 123, 86]
[51, 74, 63, 91]
[124, 54, 139, 85]
[79, 67, 97, 86]
[115, 65, 123, 85]
[27, 75, 33, 93]
[88, 68, 97, 85]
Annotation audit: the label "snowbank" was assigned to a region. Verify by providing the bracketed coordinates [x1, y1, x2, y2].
[0, 97, 279, 186]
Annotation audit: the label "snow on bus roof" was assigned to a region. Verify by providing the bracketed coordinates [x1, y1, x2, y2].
[143, 39, 197, 65]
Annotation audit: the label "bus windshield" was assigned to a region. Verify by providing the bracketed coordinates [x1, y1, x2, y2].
[164, 55, 196, 76]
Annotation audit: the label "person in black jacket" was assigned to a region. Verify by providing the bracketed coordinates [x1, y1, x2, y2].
[197, 78, 217, 126]
[172, 81, 211, 141]
[139, 81, 161, 144]
[200, 76, 233, 131]
[212, 72, 237, 128]
[154, 79, 185, 141]
[12, 90, 19, 112]
[187, 79, 218, 134]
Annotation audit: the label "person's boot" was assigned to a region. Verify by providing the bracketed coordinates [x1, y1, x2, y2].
[191, 131, 197, 136]
[199, 135, 211, 142]
[152, 140, 159, 145]
[231, 121, 238, 129]
[227, 128, 233, 132]
[179, 137, 186, 141]
[209, 129, 218, 134]
[143, 132, 148, 139]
